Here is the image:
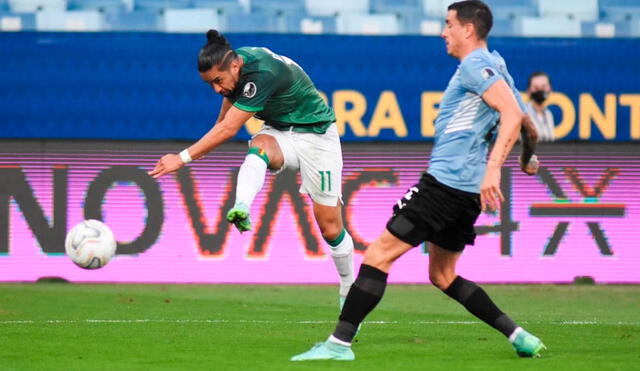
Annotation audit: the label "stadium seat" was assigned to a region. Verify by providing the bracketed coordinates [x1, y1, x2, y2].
[517, 16, 582, 37]
[485, 0, 537, 20]
[336, 13, 400, 35]
[163, 8, 221, 33]
[36, 10, 104, 31]
[491, 18, 516, 36]
[0, 12, 36, 30]
[227, 12, 278, 33]
[370, 0, 422, 17]
[9, 0, 67, 13]
[299, 15, 336, 34]
[305, 0, 369, 17]
[422, 0, 449, 18]
[68, 0, 129, 13]
[538, 0, 599, 21]
[104, 9, 158, 31]
[192, 0, 245, 15]
[600, 0, 640, 22]
[252, 0, 305, 17]
[134, 0, 192, 12]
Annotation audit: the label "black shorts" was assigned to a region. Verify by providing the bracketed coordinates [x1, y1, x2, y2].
[386, 173, 481, 252]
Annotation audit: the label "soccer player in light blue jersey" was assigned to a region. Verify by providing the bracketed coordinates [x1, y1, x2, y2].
[291, 0, 544, 361]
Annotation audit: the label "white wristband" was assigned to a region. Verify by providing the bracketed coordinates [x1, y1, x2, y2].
[179, 149, 193, 164]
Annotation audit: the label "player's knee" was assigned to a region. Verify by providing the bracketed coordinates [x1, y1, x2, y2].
[429, 271, 453, 291]
[320, 224, 342, 242]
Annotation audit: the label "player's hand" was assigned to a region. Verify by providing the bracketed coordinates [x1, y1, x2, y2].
[480, 166, 503, 212]
[148, 154, 184, 179]
[520, 154, 539, 176]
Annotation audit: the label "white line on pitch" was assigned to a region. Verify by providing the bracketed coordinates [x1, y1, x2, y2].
[0, 319, 637, 325]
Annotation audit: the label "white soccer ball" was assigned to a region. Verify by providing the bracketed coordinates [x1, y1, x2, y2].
[65, 219, 117, 269]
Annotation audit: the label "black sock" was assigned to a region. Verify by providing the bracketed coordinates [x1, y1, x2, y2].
[332, 264, 388, 343]
[444, 276, 518, 338]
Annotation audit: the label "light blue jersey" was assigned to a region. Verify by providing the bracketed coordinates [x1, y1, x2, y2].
[427, 48, 525, 193]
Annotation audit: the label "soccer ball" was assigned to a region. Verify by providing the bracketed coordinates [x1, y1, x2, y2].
[65, 219, 117, 269]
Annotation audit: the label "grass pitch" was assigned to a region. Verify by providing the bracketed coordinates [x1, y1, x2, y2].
[0, 283, 638, 371]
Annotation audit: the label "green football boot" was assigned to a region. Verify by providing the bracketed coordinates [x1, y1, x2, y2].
[226, 202, 251, 233]
[290, 340, 355, 361]
[512, 329, 546, 358]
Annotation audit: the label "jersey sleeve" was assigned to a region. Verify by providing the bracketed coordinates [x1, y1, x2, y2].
[233, 71, 280, 112]
[459, 57, 504, 96]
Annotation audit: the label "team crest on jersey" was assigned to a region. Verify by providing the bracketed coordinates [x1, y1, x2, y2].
[481, 68, 496, 80]
[243, 82, 257, 98]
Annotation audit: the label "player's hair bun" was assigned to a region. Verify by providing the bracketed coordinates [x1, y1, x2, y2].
[206, 30, 229, 47]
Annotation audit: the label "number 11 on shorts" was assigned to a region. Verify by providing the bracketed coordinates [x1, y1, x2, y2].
[319, 170, 331, 192]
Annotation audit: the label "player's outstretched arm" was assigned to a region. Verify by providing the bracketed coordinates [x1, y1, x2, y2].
[216, 97, 233, 124]
[480, 79, 526, 211]
[148, 106, 253, 179]
[519, 114, 539, 176]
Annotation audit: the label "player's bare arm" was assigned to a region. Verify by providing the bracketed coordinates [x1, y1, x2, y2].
[519, 114, 539, 176]
[148, 106, 253, 179]
[480, 79, 526, 211]
[216, 97, 233, 123]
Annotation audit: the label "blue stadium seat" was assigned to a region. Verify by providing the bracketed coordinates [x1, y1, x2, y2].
[0, 0, 8, 11]
[491, 18, 516, 36]
[9, 0, 67, 13]
[336, 13, 400, 35]
[485, 0, 537, 20]
[422, 0, 448, 18]
[538, 0, 598, 21]
[36, 10, 104, 31]
[104, 9, 159, 31]
[517, 16, 582, 37]
[68, 0, 129, 13]
[227, 12, 277, 33]
[192, 0, 244, 15]
[600, 0, 640, 22]
[134, 0, 192, 12]
[299, 15, 336, 34]
[581, 21, 616, 37]
[163, 8, 221, 33]
[0, 12, 36, 30]
[305, 0, 369, 17]
[252, 0, 305, 17]
[370, 0, 422, 17]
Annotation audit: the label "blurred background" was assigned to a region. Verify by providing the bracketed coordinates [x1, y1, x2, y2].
[1, 0, 639, 284]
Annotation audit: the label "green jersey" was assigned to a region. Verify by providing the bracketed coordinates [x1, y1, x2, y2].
[229, 47, 335, 134]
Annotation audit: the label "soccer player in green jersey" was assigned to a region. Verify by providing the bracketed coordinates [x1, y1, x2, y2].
[148, 30, 355, 305]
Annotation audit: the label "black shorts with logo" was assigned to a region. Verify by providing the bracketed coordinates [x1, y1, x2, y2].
[386, 173, 482, 252]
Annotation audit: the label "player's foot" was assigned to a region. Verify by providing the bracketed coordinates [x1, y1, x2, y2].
[290, 340, 355, 361]
[226, 202, 251, 232]
[512, 329, 546, 357]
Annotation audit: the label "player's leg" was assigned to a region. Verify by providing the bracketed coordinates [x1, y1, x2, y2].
[311, 201, 354, 305]
[290, 229, 413, 361]
[429, 243, 545, 357]
[227, 131, 290, 232]
[293, 124, 355, 305]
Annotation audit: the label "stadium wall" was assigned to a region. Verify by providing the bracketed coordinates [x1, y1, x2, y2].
[2, 32, 640, 142]
[1, 140, 639, 284]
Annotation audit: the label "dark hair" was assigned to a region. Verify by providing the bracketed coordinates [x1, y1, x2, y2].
[448, 0, 493, 40]
[198, 29, 237, 72]
[527, 71, 551, 88]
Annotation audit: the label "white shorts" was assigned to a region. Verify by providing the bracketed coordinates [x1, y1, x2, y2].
[251, 124, 342, 207]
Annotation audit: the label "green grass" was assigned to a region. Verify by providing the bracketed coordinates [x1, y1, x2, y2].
[0, 284, 638, 371]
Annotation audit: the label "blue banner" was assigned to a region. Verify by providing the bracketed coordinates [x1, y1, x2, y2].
[1, 32, 639, 141]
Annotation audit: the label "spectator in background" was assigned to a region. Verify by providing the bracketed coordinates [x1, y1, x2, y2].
[526, 71, 554, 141]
